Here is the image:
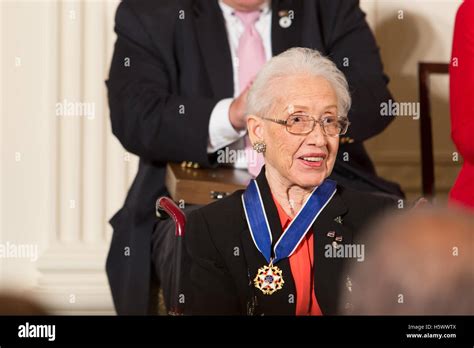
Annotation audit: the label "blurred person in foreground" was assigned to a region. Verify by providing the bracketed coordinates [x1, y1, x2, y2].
[184, 48, 397, 315]
[449, 0, 474, 210]
[341, 207, 474, 315]
[0, 292, 48, 315]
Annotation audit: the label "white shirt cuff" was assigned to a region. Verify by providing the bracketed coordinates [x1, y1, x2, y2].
[207, 98, 247, 153]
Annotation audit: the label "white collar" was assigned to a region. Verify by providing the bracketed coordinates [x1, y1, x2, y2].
[218, 0, 271, 18]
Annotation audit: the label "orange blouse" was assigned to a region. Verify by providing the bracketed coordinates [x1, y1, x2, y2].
[272, 196, 322, 316]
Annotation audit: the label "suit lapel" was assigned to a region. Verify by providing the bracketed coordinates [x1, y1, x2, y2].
[192, 0, 305, 97]
[192, 0, 234, 98]
[271, 0, 303, 55]
[313, 189, 352, 315]
[300, 0, 326, 53]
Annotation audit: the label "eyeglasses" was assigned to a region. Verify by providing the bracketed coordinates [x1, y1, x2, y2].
[259, 113, 350, 137]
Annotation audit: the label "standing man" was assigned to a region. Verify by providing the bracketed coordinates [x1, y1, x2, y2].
[106, 0, 402, 315]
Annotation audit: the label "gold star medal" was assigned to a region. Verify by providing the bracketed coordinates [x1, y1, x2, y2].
[253, 261, 284, 295]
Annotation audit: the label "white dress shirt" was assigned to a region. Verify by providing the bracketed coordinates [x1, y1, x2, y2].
[207, 0, 272, 169]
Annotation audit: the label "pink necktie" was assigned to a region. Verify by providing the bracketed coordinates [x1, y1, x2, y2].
[235, 10, 266, 177]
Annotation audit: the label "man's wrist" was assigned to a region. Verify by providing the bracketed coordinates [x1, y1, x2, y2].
[230, 102, 248, 132]
[208, 98, 246, 153]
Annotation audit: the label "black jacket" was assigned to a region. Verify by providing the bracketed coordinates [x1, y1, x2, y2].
[106, 0, 400, 314]
[185, 169, 397, 315]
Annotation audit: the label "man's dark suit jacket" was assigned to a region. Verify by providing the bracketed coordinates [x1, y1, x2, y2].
[185, 169, 396, 315]
[106, 0, 401, 314]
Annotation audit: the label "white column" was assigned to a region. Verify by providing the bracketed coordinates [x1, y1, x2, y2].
[0, 0, 4, 283]
[0, 0, 59, 289]
[30, 0, 119, 314]
[104, 0, 128, 242]
[58, 0, 83, 244]
[82, 1, 105, 244]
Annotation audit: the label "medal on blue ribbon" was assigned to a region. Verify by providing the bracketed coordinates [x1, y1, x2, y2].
[242, 179, 337, 295]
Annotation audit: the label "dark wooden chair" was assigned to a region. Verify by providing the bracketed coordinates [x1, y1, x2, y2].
[418, 62, 449, 199]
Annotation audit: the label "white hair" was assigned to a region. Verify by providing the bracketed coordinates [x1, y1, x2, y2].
[246, 47, 351, 118]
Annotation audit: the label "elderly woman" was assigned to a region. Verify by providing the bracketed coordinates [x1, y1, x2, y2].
[185, 48, 396, 315]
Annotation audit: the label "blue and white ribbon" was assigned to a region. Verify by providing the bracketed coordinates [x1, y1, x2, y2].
[242, 179, 337, 264]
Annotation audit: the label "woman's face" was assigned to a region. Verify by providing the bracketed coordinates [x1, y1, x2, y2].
[262, 74, 340, 189]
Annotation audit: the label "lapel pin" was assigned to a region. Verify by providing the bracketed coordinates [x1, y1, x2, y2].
[335, 236, 343, 242]
[279, 16, 292, 28]
[332, 241, 341, 249]
[327, 231, 335, 238]
[278, 10, 292, 29]
[334, 216, 343, 224]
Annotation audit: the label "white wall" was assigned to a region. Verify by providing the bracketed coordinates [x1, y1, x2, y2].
[1, 0, 135, 314]
[361, 0, 462, 201]
[0, 0, 463, 314]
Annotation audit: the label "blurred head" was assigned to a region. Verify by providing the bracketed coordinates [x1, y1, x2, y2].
[0, 292, 48, 315]
[221, 0, 267, 12]
[246, 48, 351, 189]
[341, 207, 474, 315]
